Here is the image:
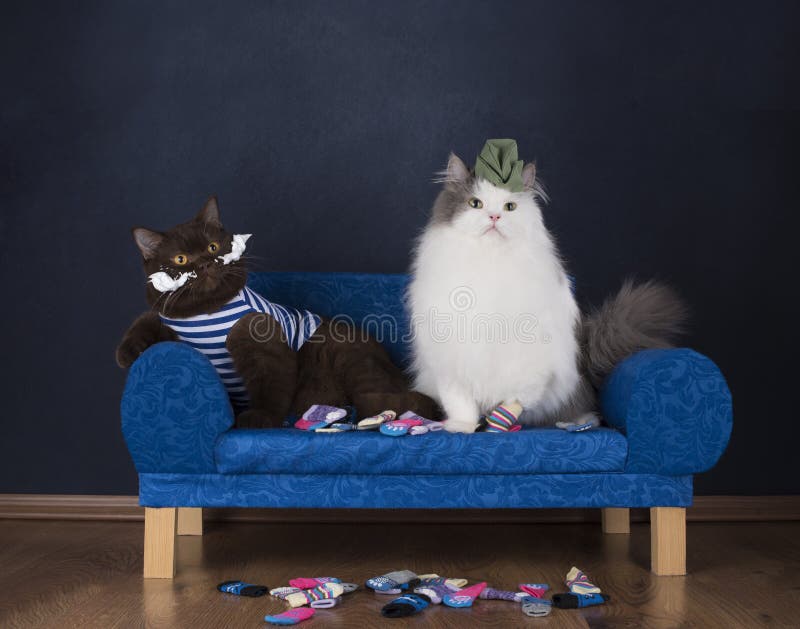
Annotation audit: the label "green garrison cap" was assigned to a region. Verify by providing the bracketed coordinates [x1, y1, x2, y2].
[474, 139, 524, 192]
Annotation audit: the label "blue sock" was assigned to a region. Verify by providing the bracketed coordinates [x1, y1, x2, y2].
[381, 593, 431, 617]
[552, 592, 609, 608]
[217, 580, 267, 597]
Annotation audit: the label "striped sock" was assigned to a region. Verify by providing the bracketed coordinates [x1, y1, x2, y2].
[289, 577, 340, 589]
[285, 583, 344, 608]
[414, 583, 455, 604]
[566, 567, 601, 594]
[479, 587, 519, 601]
[485, 400, 523, 433]
[270, 586, 302, 600]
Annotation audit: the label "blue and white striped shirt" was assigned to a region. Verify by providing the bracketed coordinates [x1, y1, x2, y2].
[160, 286, 321, 407]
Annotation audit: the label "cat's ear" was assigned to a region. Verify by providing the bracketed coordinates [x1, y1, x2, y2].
[445, 153, 470, 184]
[522, 162, 537, 190]
[196, 195, 221, 226]
[132, 228, 164, 260]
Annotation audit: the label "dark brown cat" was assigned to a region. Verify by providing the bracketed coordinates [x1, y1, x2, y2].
[116, 196, 437, 427]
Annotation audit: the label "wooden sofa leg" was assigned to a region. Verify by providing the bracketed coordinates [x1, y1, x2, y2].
[177, 508, 203, 536]
[601, 508, 630, 534]
[144, 507, 177, 578]
[650, 507, 686, 575]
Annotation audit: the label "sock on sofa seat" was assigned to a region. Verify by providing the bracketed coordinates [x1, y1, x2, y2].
[381, 593, 431, 618]
[217, 580, 267, 597]
[443, 582, 487, 608]
[285, 583, 344, 608]
[565, 566, 601, 594]
[380, 416, 424, 437]
[264, 608, 315, 625]
[485, 400, 523, 433]
[552, 592, 609, 608]
[295, 405, 347, 430]
[357, 410, 396, 430]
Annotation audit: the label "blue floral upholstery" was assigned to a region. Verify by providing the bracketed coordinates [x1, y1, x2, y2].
[139, 472, 693, 509]
[601, 348, 733, 475]
[120, 272, 733, 510]
[215, 427, 628, 475]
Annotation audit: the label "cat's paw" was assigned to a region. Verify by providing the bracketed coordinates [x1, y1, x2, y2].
[115, 337, 152, 368]
[443, 417, 479, 433]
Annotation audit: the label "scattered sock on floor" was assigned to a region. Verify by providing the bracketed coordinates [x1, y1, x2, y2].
[443, 582, 487, 608]
[217, 580, 267, 597]
[264, 608, 315, 625]
[552, 592, 610, 608]
[414, 583, 453, 604]
[340, 582, 359, 594]
[285, 583, 344, 608]
[519, 583, 549, 598]
[375, 578, 421, 595]
[366, 570, 417, 591]
[310, 596, 341, 609]
[289, 577, 341, 589]
[521, 595, 553, 617]
[479, 587, 519, 601]
[418, 576, 467, 589]
[270, 586, 302, 600]
[357, 410, 396, 430]
[381, 593, 431, 618]
[565, 566, 601, 594]
[485, 400, 523, 433]
[295, 405, 347, 430]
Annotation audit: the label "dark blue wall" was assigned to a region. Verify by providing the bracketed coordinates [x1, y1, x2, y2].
[2, 1, 797, 494]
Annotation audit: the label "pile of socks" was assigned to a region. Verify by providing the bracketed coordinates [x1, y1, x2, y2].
[292, 406, 447, 436]
[219, 567, 608, 623]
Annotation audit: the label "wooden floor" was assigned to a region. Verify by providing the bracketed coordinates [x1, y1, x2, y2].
[0, 519, 798, 628]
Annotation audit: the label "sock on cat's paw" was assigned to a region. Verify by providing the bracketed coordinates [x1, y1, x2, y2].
[485, 400, 523, 433]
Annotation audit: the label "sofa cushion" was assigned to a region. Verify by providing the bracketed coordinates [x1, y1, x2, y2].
[214, 427, 628, 475]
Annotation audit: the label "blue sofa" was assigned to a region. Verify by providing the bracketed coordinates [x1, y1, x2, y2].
[121, 272, 733, 578]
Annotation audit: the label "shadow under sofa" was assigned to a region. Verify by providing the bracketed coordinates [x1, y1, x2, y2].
[120, 272, 733, 578]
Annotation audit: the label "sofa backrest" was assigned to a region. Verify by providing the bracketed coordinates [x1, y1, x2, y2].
[248, 272, 412, 367]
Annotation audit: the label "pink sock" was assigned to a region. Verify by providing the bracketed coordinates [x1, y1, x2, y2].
[519, 583, 549, 598]
[443, 582, 487, 608]
[289, 577, 340, 589]
[264, 608, 315, 625]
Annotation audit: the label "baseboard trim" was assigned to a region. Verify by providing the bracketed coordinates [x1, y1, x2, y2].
[0, 494, 798, 523]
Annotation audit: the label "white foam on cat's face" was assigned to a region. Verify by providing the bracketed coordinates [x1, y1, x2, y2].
[218, 233, 251, 264]
[147, 233, 251, 292]
[449, 179, 543, 242]
[148, 270, 197, 293]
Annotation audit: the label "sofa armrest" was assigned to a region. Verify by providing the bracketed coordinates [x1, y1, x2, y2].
[600, 348, 732, 475]
[121, 342, 234, 474]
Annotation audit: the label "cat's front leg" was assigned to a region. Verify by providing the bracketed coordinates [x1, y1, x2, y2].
[439, 383, 481, 433]
[116, 311, 176, 368]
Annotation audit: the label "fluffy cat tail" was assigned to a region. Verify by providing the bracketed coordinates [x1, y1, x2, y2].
[582, 280, 689, 388]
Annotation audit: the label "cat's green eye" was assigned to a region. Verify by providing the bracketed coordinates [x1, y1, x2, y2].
[173, 254, 189, 266]
[468, 197, 483, 209]
[207, 241, 220, 253]
[504, 202, 517, 212]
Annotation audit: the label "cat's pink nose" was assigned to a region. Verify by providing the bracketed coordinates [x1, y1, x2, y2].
[489, 214, 501, 222]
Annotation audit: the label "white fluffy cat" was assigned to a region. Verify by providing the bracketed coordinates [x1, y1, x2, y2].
[408, 144, 686, 433]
